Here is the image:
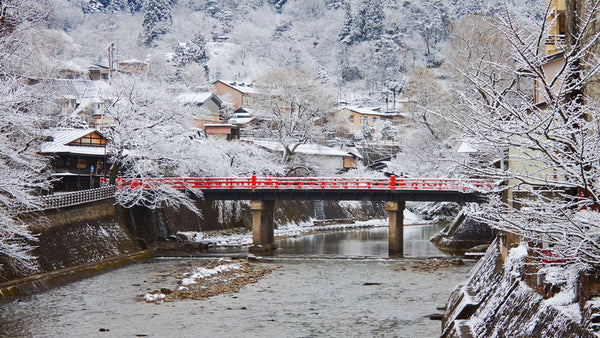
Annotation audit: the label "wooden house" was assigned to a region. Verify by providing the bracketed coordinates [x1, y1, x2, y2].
[213, 80, 258, 110]
[41, 128, 108, 191]
[204, 123, 240, 141]
[178, 91, 223, 128]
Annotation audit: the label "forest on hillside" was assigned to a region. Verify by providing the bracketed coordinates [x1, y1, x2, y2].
[23, 0, 543, 103]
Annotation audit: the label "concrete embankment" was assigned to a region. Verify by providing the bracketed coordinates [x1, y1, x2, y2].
[0, 198, 148, 302]
[441, 241, 595, 337]
[0, 198, 386, 301]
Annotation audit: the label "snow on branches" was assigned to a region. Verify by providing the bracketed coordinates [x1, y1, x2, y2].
[452, 1, 600, 266]
[253, 67, 337, 174]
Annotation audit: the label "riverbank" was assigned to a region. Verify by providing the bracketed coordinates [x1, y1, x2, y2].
[0, 257, 475, 337]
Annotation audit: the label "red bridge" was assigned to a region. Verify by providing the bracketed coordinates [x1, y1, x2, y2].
[115, 176, 493, 256]
[116, 176, 492, 203]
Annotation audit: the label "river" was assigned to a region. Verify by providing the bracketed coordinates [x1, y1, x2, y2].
[0, 224, 475, 337]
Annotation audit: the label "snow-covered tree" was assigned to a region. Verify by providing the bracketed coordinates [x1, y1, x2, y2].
[442, 14, 517, 109]
[81, 0, 144, 13]
[0, 79, 51, 277]
[173, 32, 208, 79]
[379, 120, 399, 141]
[354, 0, 384, 42]
[102, 74, 200, 213]
[140, 0, 173, 47]
[254, 67, 337, 173]
[453, 2, 600, 266]
[176, 138, 283, 178]
[0, 0, 54, 276]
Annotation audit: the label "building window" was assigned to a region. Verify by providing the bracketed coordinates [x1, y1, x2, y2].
[70, 133, 107, 147]
[372, 117, 378, 123]
[361, 116, 368, 125]
[349, 115, 354, 123]
[77, 157, 87, 169]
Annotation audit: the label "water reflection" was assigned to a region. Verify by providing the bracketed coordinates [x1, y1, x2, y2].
[275, 224, 447, 258]
[205, 223, 448, 258]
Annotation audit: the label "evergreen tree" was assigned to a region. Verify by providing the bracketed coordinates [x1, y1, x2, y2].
[128, 0, 144, 12]
[205, 0, 220, 16]
[268, 0, 287, 11]
[140, 0, 173, 47]
[354, 0, 384, 42]
[173, 33, 208, 67]
[81, 0, 145, 13]
[338, 0, 353, 44]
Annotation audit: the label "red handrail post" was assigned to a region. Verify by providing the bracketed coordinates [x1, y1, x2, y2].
[252, 175, 257, 189]
[390, 175, 396, 190]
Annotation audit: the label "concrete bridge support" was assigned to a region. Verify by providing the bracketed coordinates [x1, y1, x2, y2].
[250, 200, 275, 253]
[387, 201, 405, 256]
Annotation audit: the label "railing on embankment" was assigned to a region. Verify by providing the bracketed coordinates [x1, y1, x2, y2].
[30, 186, 116, 212]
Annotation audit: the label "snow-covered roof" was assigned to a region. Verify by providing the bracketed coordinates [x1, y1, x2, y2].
[215, 80, 259, 94]
[119, 58, 145, 64]
[250, 139, 354, 157]
[457, 141, 479, 153]
[178, 92, 214, 104]
[205, 123, 237, 128]
[228, 112, 255, 125]
[41, 128, 107, 156]
[346, 106, 399, 117]
[51, 79, 109, 103]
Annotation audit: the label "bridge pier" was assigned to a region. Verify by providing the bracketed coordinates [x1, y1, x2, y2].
[387, 201, 405, 257]
[250, 200, 275, 254]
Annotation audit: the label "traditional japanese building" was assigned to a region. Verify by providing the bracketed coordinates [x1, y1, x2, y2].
[41, 128, 109, 191]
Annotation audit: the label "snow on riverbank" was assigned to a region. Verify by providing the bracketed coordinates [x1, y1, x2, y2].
[180, 262, 242, 286]
[178, 209, 429, 247]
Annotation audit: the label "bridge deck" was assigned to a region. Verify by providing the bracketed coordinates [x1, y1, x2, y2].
[116, 176, 491, 202]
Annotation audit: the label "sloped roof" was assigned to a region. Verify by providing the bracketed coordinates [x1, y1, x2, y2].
[346, 106, 400, 117]
[214, 80, 259, 94]
[178, 92, 215, 104]
[250, 139, 353, 157]
[52, 79, 109, 103]
[41, 128, 107, 156]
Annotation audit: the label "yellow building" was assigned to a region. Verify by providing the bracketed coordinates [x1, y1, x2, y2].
[545, 0, 566, 55]
[343, 106, 402, 131]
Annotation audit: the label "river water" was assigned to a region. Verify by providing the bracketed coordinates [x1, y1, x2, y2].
[0, 224, 474, 337]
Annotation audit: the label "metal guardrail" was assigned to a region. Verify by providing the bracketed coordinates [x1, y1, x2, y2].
[33, 186, 116, 211]
[115, 176, 495, 192]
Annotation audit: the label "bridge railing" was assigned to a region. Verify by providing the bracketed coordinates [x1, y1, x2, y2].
[115, 176, 494, 192]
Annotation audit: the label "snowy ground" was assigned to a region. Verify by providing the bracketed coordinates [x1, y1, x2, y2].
[178, 209, 429, 248]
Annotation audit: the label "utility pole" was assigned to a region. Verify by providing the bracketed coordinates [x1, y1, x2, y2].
[108, 42, 114, 85]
